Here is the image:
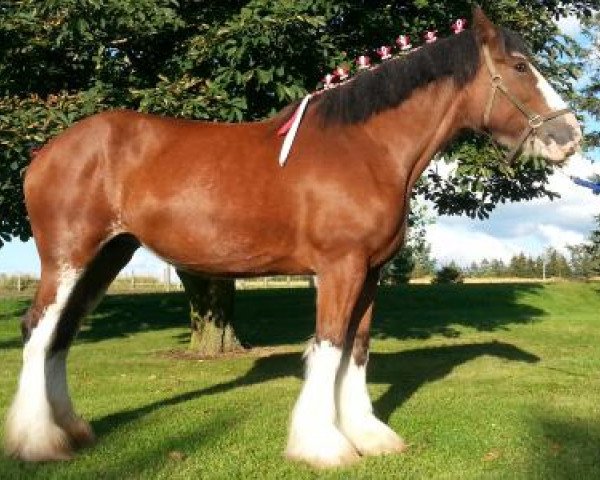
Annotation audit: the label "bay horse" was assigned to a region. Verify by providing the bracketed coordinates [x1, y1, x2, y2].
[5, 8, 581, 468]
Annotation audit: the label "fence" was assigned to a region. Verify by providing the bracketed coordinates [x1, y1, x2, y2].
[0, 272, 314, 296]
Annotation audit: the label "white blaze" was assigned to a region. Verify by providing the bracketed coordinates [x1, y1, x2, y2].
[522, 65, 582, 162]
[530, 66, 568, 110]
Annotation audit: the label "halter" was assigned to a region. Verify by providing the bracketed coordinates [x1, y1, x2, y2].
[481, 45, 572, 163]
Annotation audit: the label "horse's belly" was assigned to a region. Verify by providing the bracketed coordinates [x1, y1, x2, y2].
[131, 208, 306, 276]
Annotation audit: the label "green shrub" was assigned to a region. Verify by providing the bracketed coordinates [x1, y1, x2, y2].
[433, 264, 464, 284]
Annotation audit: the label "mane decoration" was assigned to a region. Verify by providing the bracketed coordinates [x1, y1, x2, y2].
[313, 18, 466, 96]
[277, 18, 470, 166]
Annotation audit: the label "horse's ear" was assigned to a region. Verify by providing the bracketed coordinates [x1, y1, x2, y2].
[472, 6, 505, 55]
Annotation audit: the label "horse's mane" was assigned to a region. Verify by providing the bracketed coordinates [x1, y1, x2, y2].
[314, 28, 528, 125]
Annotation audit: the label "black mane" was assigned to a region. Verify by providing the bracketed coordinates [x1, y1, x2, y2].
[315, 28, 528, 125]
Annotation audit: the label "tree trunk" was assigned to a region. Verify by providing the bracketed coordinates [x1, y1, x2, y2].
[176, 270, 242, 355]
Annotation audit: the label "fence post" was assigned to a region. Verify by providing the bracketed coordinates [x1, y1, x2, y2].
[165, 265, 171, 292]
[17, 274, 22, 292]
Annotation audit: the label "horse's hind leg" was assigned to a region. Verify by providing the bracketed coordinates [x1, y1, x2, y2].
[336, 269, 405, 457]
[5, 234, 138, 461]
[5, 267, 77, 461]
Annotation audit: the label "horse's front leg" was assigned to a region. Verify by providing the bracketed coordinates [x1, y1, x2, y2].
[285, 256, 367, 468]
[336, 269, 406, 457]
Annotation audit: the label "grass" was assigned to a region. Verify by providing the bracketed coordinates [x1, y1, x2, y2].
[0, 282, 600, 479]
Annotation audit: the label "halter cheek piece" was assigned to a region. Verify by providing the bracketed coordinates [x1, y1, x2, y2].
[481, 45, 572, 163]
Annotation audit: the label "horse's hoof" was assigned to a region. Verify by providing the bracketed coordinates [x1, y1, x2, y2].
[340, 415, 407, 457]
[5, 422, 73, 462]
[285, 425, 360, 468]
[65, 417, 96, 449]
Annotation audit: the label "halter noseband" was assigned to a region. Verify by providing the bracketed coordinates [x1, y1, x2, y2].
[481, 45, 572, 163]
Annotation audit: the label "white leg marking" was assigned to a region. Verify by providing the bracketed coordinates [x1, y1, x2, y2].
[286, 340, 359, 468]
[5, 268, 79, 461]
[336, 355, 405, 456]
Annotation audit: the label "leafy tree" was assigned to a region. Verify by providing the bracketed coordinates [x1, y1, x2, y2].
[479, 258, 492, 277]
[509, 253, 530, 277]
[381, 247, 415, 286]
[490, 258, 508, 277]
[568, 215, 600, 278]
[381, 199, 434, 284]
[467, 261, 480, 277]
[1, 1, 595, 351]
[433, 263, 464, 284]
[578, 12, 600, 149]
[545, 247, 572, 278]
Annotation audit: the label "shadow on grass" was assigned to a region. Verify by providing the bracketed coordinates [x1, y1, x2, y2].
[77, 283, 547, 347]
[532, 417, 600, 479]
[0, 299, 29, 349]
[77, 292, 190, 343]
[93, 341, 538, 437]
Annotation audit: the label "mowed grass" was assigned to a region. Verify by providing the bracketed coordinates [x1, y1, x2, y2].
[1, 282, 600, 479]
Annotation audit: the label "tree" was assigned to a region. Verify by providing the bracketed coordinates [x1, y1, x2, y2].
[1, 1, 596, 352]
[433, 262, 464, 284]
[568, 214, 600, 278]
[509, 253, 528, 277]
[545, 247, 572, 278]
[176, 271, 241, 355]
[381, 247, 416, 286]
[578, 12, 600, 149]
[381, 199, 434, 284]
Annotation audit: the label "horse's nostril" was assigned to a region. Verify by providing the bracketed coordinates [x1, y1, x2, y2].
[563, 142, 577, 157]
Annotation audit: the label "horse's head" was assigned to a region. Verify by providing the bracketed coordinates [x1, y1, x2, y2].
[468, 8, 582, 164]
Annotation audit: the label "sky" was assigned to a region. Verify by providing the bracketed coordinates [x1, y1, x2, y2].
[0, 14, 598, 276]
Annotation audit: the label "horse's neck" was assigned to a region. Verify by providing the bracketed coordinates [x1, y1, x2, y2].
[361, 78, 465, 189]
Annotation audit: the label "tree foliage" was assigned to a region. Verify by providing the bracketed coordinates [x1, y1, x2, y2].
[1, 0, 596, 246]
[578, 11, 600, 149]
[381, 200, 435, 284]
[568, 215, 600, 278]
[433, 263, 464, 284]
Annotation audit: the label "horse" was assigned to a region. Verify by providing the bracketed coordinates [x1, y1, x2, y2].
[5, 8, 581, 468]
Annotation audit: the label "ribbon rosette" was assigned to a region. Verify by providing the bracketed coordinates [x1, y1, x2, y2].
[356, 55, 371, 70]
[396, 35, 412, 51]
[424, 30, 438, 43]
[451, 18, 467, 34]
[377, 45, 393, 60]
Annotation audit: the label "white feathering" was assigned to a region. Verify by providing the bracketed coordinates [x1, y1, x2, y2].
[278, 94, 312, 167]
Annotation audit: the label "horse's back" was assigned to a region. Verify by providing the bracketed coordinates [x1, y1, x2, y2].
[24, 109, 302, 272]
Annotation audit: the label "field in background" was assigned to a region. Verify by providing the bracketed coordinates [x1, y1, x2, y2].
[4, 272, 593, 298]
[1, 282, 600, 478]
[0, 274, 317, 297]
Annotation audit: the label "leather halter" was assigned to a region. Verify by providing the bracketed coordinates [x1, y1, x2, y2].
[481, 45, 572, 163]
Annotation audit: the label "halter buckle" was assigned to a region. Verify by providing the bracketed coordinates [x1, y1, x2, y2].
[490, 75, 503, 87]
[528, 114, 543, 129]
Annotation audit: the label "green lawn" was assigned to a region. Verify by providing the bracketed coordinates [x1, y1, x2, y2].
[1, 282, 600, 479]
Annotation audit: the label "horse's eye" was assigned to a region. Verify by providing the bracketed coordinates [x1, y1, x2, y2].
[514, 62, 528, 73]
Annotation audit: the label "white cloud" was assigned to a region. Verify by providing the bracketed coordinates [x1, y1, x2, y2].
[427, 223, 519, 266]
[426, 154, 600, 266]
